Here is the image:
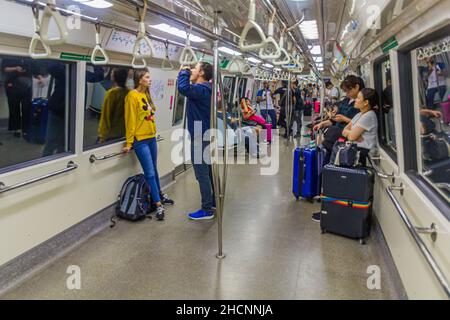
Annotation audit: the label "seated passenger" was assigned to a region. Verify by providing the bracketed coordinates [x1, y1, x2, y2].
[313, 75, 364, 157]
[240, 97, 272, 143]
[217, 104, 262, 158]
[341, 88, 379, 166]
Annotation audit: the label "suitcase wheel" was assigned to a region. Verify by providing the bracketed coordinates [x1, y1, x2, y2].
[321, 229, 326, 234]
[359, 238, 366, 245]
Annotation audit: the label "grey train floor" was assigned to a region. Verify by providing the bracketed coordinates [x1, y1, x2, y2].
[0, 143, 406, 300]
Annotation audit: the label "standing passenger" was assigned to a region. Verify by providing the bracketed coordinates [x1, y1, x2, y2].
[123, 69, 174, 221]
[178, 62, 215, 221]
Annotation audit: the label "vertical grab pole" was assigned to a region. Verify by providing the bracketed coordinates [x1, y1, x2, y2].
[211, 11, 226, 260]
[285, 71, 292, 145]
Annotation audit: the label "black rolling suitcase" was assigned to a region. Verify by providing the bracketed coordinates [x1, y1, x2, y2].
[322, 165, 374, 201]
[320, 165, 375, 244]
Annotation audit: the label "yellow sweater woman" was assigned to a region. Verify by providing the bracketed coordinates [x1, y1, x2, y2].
[97, 68, 129, 143]
[123, 69, 173, 221]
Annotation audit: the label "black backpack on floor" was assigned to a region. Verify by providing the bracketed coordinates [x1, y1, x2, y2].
[111, 174, 155, 227]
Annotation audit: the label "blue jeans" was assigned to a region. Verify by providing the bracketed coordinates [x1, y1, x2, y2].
[426, 86, 447, 108]
[191, 140, 215, 211]
[133, 137, 161, 203]
[261, 109, 277, 129]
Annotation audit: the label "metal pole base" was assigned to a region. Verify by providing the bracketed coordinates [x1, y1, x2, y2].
[216, 253, 226, 260]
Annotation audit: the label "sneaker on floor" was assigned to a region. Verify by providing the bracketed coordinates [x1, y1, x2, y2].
[160, 193, 174, 205]
[155, 206, 165, 221]
[188, 209, 215, 221]
[312, 212, 321, 223]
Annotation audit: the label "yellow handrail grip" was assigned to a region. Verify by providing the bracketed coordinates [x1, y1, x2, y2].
[39, 0, 68, 46]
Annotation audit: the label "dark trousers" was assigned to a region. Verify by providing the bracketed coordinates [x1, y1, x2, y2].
[6, 89, 31, 132]
[261, 109, 277, 129]
[191, 139, 215, 211]
[42, 111, 65, 157]
[133, 137, 162, 203]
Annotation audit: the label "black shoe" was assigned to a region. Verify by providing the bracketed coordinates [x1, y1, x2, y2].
[312, 212, 321, 223]
[155, 206, 165, 221]
[160, 193, 174, 205]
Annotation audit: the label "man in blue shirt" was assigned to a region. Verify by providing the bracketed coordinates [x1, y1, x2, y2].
[257, 81, 276, 128]
[178, 62, 215, 221]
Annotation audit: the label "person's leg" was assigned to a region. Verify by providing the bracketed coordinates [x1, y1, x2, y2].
[20, 91, 32, 140]
[269, 110, 277, 130]
[133, 139, 161, 204]
[426, 88, 438, 108]
[148, 137, 161, 192]
[439, 85, 447, 102]
[260, 110, 269, 124]
[192, 162, 214, 209]
[6, 92, 21, 132]
[42, 112, 60, 156]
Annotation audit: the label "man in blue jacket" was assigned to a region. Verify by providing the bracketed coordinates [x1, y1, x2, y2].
[178, 62, 215, 220]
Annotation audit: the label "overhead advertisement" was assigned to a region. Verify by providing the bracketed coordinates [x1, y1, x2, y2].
[333, 42, 348, 68]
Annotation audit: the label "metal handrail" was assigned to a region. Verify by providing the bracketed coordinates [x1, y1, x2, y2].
[368, 156, 395, 180]
[89, 151, 126, 163]
[386, 185, 450, 298]
[89, 136, 165, 163]
[0, 161, 78, 194]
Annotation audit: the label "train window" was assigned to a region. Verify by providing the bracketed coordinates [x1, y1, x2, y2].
[172, 82, 186, 127]
[413, 36, 450, 200]
[375, 58, 397, 161]
[0, 56, 73, 171]
[83, 65, 134, 150]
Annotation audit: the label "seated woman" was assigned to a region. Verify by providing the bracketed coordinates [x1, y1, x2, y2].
[240, 97, 272, 143]
[217, 103, 263, 158]
[342, 88, 379, 166]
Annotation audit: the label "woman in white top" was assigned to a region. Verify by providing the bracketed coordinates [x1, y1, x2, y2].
[342, 88, 379, 166]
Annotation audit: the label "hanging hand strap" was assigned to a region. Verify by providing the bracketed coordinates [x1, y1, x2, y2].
[272, 28, 291, 66]
[132, 1, 155, 68]
[91, 24, 109, 65]
[161, 40, 174, 71]
[259, 8, 281, 60]
[179, 24, 198, 66]
[238, 0, 267, 52]
[29, 1, 52, 59]
[225, 56, 244, 75]
[40, 0, 68, 46]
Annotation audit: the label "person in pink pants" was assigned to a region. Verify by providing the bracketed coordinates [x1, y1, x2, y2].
[240, 98, 272, 143]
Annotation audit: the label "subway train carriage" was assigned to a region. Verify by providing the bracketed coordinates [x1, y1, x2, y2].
[0, 0, 449, 301]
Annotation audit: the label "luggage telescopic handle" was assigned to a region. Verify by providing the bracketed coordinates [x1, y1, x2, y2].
[39, 0, 68, 46]
[238, 0, 267, 52]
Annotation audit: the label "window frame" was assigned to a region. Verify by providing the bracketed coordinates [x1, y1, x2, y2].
[397, 25, 450, 217]
[172, 80, 186, 128]
[373, 55, 398, 163]
[0, 56, 76, 175]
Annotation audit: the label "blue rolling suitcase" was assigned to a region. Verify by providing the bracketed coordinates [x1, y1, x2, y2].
[293, 147, 320, 200]
[27, 97, 49, 144]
